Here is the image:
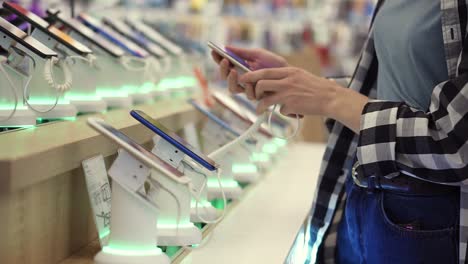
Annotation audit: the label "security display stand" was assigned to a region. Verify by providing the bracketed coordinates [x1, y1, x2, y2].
[201, 119, 261, 184]
[0, 34, 36, 126]
[95, 150, 170, 264]
[28, 29, 86, 119]
[152, 137, 220, 224]
[221, 110, 275, 170]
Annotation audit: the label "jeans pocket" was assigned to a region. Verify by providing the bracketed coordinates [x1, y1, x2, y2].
[379, 191, 458, 238]
[367, 191, 459, 264]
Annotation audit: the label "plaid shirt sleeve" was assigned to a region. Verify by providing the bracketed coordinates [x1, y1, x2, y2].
[356, 71, 468, 186]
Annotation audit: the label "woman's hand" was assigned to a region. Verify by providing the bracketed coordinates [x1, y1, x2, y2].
[239, 67, 369, 133]
[211, 46, 288, 98]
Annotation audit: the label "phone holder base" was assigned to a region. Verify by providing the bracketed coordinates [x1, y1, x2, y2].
[32, 104, 78, 119]
[131, 93, 153, 104]
[190, 201, 219, 223]
[156, 225, 202, 246]
[233, 171, 260, 183]
[102, 97, 133, 109]
[70, 99, 107, 113]
[151, 90, 172, 100]
[207, 182, 242, 200]
[94, 173, 169, 264]
[95, 249, 170, 264]
[0, 108, 36, 126]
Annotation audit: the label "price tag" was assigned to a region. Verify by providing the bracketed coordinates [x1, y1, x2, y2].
[82, 155, 111, 248]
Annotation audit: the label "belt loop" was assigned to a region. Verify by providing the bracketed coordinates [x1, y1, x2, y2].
[367, 175, 378, 193]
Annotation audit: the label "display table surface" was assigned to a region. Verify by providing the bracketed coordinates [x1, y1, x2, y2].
[60, 143, 325, 264]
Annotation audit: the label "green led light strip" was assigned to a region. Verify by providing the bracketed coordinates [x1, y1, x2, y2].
[96, 87, 129, 97]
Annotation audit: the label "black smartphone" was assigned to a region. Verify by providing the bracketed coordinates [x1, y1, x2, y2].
[3, 2, 92, 56]
[0, 17, 57, 58]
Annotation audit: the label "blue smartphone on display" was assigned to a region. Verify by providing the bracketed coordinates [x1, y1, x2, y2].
[188, 99, 240, 137]
[130, 110, 218, 171]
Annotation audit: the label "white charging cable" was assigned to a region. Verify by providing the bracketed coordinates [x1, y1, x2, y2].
[145, 57, 162, 84]
[182, 160, 226, 224]
[267, 105, 301, 140]
[65, 54, 98, 68]
[120, 56, 148, 72]
[161, 56, 172, 74]
[209, 113, 267, 160]
[0, 56, 18, 122]
[24, 57, 73, 113]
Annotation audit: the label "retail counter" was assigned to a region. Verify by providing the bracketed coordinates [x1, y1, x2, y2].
[58, 143, 325, 264]
[0, 98, 199, 264]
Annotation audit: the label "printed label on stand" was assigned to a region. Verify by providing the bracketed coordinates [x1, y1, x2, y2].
[82, 155, 111, 248]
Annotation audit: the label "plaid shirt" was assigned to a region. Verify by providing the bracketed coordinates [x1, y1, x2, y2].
[305, 1, 468, 263]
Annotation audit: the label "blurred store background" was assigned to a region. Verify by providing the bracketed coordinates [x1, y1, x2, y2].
[11, 0, 377, 141]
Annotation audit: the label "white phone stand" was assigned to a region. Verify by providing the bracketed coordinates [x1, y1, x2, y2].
[94, 150, 170, 264]
[0, 35, 36, 126]
[30, 29, 107, 115]
[201, 119, 261, 184]
[221, 110, 274, 169]
[151, 137, 219, 223]
[67, 30, 133, 109]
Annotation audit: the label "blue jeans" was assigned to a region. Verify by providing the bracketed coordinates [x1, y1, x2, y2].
[336, 175, 459, 264]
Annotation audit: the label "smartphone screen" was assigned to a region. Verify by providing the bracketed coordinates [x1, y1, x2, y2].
[89, 118, 185, 178]
[130, 110, 218, 171]
[3, 2, 92, 55]
[188, 99, 240, 137]
[207, 41, 251, 71]
[78, 14, 148, 58]
[0, 17, 57, 58]
[46, 9, 125, 58]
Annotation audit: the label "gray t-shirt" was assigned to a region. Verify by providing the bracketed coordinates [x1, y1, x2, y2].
[374, 0, 448, 110]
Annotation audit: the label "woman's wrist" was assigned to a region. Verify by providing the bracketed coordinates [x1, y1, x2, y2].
[325, 87, 368, 134]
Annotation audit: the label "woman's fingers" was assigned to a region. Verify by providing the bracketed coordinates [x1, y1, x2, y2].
[256, 92, 288, 114]
[211, 51, 223, 64]
[239, 67, 292, 83]
[220, 59, 230, 79]
[227, 70, 244, 94]
[255, 79, 285, 99]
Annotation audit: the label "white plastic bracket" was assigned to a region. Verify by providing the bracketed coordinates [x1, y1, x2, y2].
[152, 136, 185, 169]
[108, 149, 150, 193]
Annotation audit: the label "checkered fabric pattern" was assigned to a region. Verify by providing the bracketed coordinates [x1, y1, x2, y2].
[305, 1, 468, 263]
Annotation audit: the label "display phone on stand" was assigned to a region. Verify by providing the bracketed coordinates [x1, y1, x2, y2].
[78, 13, 148, 58]
[46, 9, 125, 58]
[3, 1, 92, 56]
[207, 41, 251, 74]
[0, 17, 57, 58]
[130, 110, 218, 172]
[87, 118, 189, 184]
